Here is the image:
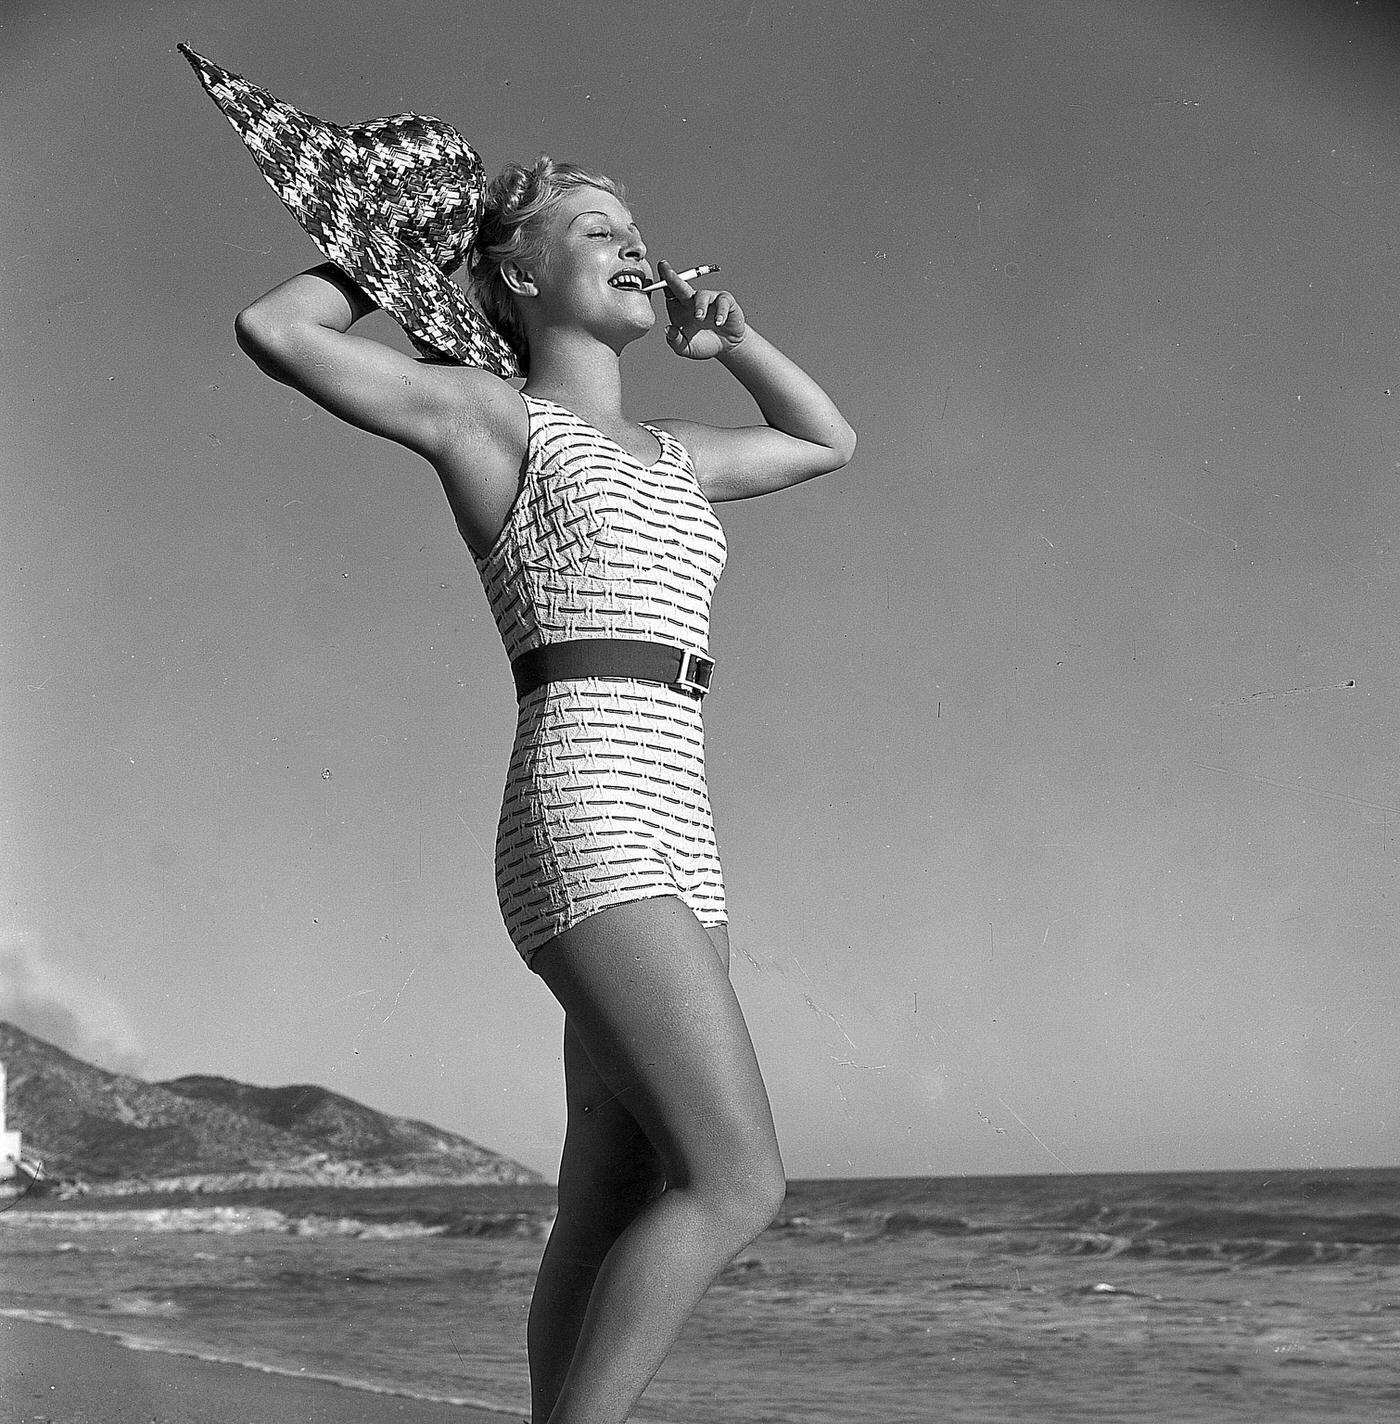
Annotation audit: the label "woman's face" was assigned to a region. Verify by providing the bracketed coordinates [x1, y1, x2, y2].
[529, 185, 657, 343]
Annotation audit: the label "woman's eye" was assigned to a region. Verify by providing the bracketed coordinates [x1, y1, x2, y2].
[589, 229, 611, 239]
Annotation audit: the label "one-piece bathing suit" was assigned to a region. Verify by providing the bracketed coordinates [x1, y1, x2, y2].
[474, 394, 729, 966]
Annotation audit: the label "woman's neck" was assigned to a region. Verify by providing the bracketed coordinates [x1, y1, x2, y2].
[521, 331, 628, 424]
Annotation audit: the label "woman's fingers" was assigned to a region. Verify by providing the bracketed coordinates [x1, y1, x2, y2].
[661, 268, 736, 328]
[659, 259, 697, 308]
[658, 261, 743, 358]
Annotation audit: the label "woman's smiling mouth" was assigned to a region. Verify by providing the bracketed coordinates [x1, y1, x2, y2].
[608, 269, 650, 291]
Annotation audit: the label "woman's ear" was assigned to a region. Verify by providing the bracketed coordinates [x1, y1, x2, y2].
[501, 261, 538, 299]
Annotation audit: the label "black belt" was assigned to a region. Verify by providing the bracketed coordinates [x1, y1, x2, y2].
[511, 639, 715, 701]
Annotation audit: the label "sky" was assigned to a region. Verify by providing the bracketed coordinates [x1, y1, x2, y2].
[4, 0, 1400, 1181]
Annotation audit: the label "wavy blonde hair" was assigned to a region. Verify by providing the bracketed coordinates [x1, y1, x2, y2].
[469, 157, 625, 374]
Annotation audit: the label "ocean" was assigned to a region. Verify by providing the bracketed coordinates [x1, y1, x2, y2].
[2, 1168, 1398, 1423]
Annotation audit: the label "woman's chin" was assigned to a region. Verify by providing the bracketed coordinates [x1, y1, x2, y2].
[615, 308, 658, 346]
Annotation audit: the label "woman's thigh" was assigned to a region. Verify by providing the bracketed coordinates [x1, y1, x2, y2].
[534, 897, 780, 1196]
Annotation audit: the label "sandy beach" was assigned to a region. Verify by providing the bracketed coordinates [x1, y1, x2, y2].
[1, 1316, 522, 1424]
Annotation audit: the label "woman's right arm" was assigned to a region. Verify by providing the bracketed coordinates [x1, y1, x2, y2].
[234, 263, 526, 552]
[234, 266, 515, 461]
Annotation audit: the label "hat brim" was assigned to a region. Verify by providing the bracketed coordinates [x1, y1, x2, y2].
[179, 44, 520, 378]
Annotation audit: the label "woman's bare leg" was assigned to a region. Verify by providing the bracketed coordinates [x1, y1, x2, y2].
[527, 1020, 665, 1421]
[528, 923, 733, 1419]
[528, 898, 785, 1424]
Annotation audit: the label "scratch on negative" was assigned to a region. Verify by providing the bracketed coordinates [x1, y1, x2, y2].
[455, 811, 489, 858]
[321, 987, 377, 1008]
[992, 1095, 1071, 1171]
[802, 994, 867, 1057]
[382, 960, 423, 1024]
[1193, 762, 1400, 817]
[1150, 505, 1239, 550]
[785, 955, 886, 1068]
[1214, 680, 1355, 707]
[735, 942, 765, 973]
[796, 990, 888, 1070]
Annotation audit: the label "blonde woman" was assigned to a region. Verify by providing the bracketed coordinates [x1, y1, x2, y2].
[185, 47, 854, 1424]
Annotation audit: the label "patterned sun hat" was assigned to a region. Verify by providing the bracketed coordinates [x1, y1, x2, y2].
[178, 43, 520, 378]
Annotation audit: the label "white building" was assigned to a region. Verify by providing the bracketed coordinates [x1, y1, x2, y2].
[0, 1062, 22, 1180]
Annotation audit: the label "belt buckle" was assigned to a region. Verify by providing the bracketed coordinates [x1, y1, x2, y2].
[675, 648, 714, 698]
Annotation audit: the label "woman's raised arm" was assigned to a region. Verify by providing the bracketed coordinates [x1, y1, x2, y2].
[234, 263, 507, 462]
[651, 261, 856, 502]
[234, 263, 527, 555]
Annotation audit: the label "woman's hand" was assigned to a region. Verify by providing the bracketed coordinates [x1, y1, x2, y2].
[660, 259, 746, 361]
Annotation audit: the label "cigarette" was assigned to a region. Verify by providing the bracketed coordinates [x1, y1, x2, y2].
[642, 265, 720, 293]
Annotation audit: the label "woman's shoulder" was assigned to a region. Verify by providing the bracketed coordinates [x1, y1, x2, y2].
[645, 416, 710, 461]
[646, 416, 707, 440]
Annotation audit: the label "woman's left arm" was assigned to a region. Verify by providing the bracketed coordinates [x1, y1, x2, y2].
[653, 262, 856, 502]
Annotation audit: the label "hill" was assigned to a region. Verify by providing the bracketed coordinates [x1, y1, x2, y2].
[0, 1020, 542, 1194]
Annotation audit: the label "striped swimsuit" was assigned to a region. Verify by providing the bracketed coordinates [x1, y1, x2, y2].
[475, 394, 729, 965]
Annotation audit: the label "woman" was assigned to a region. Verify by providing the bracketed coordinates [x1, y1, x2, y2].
[235, 157, 855, 1424]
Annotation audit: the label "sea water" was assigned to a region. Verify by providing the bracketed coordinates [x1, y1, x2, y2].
[2, 1169, 1398, 1423]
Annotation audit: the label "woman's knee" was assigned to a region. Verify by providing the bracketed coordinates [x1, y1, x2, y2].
[735, 1166, 788, 1242]
[742, 1141, 789, 1228]
[689, 1135, 786, 1244]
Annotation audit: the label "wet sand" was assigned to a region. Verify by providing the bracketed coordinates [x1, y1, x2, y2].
[1, 1315, 522, 1424]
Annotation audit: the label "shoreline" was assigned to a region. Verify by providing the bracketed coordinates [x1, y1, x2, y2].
[1, 1313, 524, 1423]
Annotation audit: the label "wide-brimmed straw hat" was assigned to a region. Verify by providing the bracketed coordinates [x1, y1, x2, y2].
[178, 43, 520, 378]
